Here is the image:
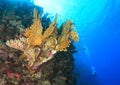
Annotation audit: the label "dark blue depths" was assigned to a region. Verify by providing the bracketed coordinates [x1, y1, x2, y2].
[73, 0, 120, 85]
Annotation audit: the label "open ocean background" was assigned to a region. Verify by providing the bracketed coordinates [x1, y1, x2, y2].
[34, 0, 120, 85]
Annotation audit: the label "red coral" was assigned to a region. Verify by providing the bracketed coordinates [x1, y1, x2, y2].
[7, 71, 21, 80]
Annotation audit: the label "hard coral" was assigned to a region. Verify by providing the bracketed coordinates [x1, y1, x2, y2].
[6, 37, 28, 51]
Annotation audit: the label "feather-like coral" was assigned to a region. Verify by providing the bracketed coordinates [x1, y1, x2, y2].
[70, 31, 79, 42]
[6, 9, 78, 71]
[42, 15, 57, 40]
[24, 9, 57, 47]
[55, 20, 78, 51]
[24, 9, 43, 47]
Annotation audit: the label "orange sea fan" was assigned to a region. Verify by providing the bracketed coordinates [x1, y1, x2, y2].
[42, 15, 57, 40]
[24, 9, 43, 47]
[24, 9, 57, 47]
[70, 31, 79, 42]
[55, 20, 74, 51]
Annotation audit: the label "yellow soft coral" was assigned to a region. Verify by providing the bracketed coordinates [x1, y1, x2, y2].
[24, 9, 43, 47]
[6, 9, 79, 70]
[70, 31, 79, 42]
[42, 15, 57, 40]
[24, 9, 57, 47]
[55, 20, 78, 51]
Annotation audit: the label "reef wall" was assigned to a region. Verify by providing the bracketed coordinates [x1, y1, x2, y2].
[0, 0, 78, 85]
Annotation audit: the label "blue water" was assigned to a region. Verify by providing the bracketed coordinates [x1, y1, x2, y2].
[34, 0, 120, 85]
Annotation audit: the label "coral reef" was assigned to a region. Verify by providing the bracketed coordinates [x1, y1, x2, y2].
[6, 9, 78, 71]
[0, 0, 78, 85]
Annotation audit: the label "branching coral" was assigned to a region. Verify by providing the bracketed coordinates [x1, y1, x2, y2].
[24, 9, 57, 47]
[24, 9, 43, 47]
[6, 37, 28, 51]
[6, 9, 78, 72]
[55, 20, 78, 51]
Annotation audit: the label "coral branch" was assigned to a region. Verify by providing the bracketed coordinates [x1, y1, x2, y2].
[24, 9, 43, 47]
[6, 37, 28, 51]
[42, 15, 57, 40]
[55, 20, 78, 51]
